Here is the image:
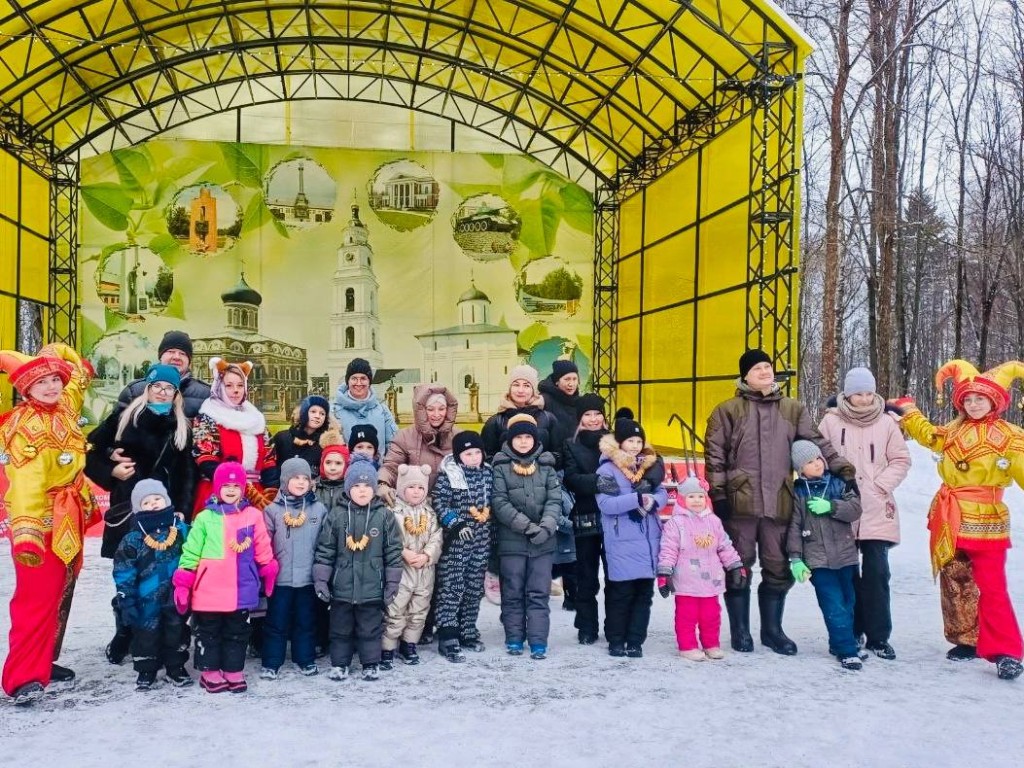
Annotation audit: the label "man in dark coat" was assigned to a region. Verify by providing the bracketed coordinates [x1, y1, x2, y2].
[704, 349, 851, 656]
[115, 330, 211, 419]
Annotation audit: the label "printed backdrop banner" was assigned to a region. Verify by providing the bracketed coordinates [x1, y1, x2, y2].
[79, 140, 594, 426]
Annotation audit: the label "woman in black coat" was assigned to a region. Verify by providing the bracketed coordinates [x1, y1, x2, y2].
[481, 365, 564, 465]
[85, 364, 195, 663]
[270, 395, 334, 478]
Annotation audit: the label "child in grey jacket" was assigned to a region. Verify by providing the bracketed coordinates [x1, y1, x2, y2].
[786, 440, 863, 670]
[492, 413, 562, 660]
[260, 458, 327, 679]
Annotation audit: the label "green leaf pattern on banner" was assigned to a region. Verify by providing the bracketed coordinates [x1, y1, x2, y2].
[81, 184, 133, 232]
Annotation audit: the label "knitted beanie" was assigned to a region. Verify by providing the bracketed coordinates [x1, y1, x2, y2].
[345, 357, 373, 383]
[613, 418, 645, 444]
[575, 393, 606, 421]
[739, 349, 772, 380]
[791, 440, 823, 472]
[344, 455, 379, 496]
[280, 457, 312, 490]
[348, 423, 379, 453]
[453, 430, 485, 463]
[506, 412, 539, 442]
[299, 395, 330, 428]
[145, 363, 181, 389]
[508, 364, 539, 391]
[158, 330, 193, 360]
[130, 478, 172, 513]
[842, 367, 877, 396]
[396, 464, 431, 499]
[551, 359, 579, 383]
[676, 475, 705, 496]
[213, 462, 247, 499]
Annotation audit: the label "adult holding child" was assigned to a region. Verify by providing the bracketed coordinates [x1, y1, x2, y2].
[705, 349, 851, 656]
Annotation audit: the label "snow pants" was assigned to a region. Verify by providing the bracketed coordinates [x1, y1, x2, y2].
[853, 540, 892, 645]
[674, 595, 722, 651]
[436, 528, 490, 643]
[810, 565, 858, 658]
[262, 585, 317, 670]
[941, 547, 1022, 661]
[604, 577, 654, 648]
[193, 610, 250, 673]
[330, 600, 384, 667]
[573, 534, 605, 638]
[383, 566, 436, 649]
[2, 547, 80, 696]
[499, 553, 554, 647]
[132, 606, 188, 674]
[724, 516, 793, 592]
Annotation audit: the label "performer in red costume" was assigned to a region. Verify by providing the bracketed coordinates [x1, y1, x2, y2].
[0, 343, 98, 706]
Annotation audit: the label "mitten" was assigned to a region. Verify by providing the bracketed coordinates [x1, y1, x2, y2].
[384, 567, 403, 605]
[657, 576, 672, 599]
[116, 592, 139, 627]
[313, 563, 333, 603]
[887, 396, 916, 416]
[523, 522, 542, 537]
[790, 559, 811, 583]
[529, 528, 551, 546]
[634, 479, 655, 494]
[377, 482, 397, 508]
[259, 559, 280, 598]
[711, 496, 733, 521]
[596, 475, 620, 495]
[171, 569, 196, 615]
[458, 526, 474, 542]
[807, 497, 832, 515]
[640, 493, 657, 513]
[725, 565, 749, 591]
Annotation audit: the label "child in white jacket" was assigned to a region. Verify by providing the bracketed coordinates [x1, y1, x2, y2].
[818, 366, 911, 660]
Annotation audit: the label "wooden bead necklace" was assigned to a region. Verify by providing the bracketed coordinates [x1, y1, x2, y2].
[143, 525, 178, 552]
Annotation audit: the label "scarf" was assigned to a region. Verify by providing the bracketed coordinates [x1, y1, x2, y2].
[835, 393, 885, 426]
[135, 506, 177, 535]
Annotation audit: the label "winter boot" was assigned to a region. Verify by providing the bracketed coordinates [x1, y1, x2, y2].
[105, 597, 132, 665]
[946, 644, 977, 661]
[758, 585, 798, 655]
[136, 671, 158, 691]
[839, 655, 863, 670]
[199, 671, 229, 693]
[398, 641, 420, 665]
[460, 637, 486, 653]
[166, 667, 193, 687]
[259, 667, 279, 681]
[224, 671, 247, 693]
[12, 682, 45, 706]
[996, 656, 1023, 680]
[608, 642, 627, 657]
[625, 644, 643, 658]
[50, 664, 76, 690]
[866, 641, 896, 661]
[704, 647, 726, 660]
[327, 665, 350, 681]
[578, 631, 597, 645]
[379, 650, 395, 671]
[506, 641, 524, 656]
[679, 649, 706, 662]
[530, 644, 547, 660]
[299, 664, 319, 676]
[724, 589, 754, 652]
[361, 664, 380, 681]
[440, 639, 466, 663]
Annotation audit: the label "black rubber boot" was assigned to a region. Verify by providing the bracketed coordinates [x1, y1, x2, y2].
[105, 599, 132, 666]
[758, 584, 798, 655]
[724, 589, 754, 652]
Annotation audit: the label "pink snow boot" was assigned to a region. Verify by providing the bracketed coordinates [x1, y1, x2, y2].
[223, 671, 248, 693]
[200, 671, 229, 693]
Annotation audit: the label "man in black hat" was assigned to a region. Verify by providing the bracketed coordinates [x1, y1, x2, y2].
[114, 330, 211, 418]
[704, 349, 851, 657]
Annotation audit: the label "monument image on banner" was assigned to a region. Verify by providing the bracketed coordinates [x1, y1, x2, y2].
[78, 141, 594, 427]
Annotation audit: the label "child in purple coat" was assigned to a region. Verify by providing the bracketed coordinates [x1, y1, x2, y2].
[657, 475, 748, 661]
[595, 417, 667, 658]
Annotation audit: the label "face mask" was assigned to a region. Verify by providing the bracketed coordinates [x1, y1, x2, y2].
[147, 401, 173, 415]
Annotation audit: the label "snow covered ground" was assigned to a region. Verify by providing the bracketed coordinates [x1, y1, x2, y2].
[0, 442, 1021, 767]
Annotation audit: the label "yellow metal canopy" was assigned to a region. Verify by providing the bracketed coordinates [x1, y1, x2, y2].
[0, 0, 811, 181]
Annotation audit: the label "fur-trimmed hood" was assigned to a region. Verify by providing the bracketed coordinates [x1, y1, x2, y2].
[598, 433, 657, 477]
[412, 384, 458, 442]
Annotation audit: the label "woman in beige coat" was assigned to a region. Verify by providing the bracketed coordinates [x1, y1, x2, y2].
[818, 366, 911, 660]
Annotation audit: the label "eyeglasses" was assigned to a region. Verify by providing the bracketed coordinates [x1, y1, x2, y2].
[148, 383, 177, 395]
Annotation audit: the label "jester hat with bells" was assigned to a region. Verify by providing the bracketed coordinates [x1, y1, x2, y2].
[935, 359, 1024, 415]
[0, 349, 73, 399]
[209, 357, 254, 407]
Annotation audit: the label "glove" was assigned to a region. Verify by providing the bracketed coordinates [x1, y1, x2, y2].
[523, 522, 542, 537]
[596, 475, 620, 495]
[383, 567, 403, 605]
[657, 576, 672, 598]
[635, 479, 656, 494]
[259, 560, 280, 598]
[171, 569, 196, 615]
[313, 563, 333, 603]
[711, 497, 732, 521]
[639, 493, 657, 513]
[377, 482, 396, 508]
[115, 593, 139, 627]
[725, 566, 749, 591]
[790, 559, 811, 583]
[807, 497, 832, 515]
[529, 528, 551, 546]
[458, 526, 474, 542]
[887, 396, 916, 416]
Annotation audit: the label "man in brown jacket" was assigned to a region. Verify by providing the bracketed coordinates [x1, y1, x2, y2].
[705, 349, 851, 656]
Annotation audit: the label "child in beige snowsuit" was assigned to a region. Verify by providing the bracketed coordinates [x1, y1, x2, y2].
[381, 464, 442, 668]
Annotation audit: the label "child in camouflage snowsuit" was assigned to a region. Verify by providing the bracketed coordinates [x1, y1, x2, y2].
[433, 431, 494, 663]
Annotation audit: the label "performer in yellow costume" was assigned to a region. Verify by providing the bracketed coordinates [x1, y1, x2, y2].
[0, 343, 97, 705]
[893, 359, 1024, 681]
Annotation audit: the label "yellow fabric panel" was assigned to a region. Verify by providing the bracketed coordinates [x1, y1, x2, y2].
[0, 219, 16, 291]
[0, 293, 14, 410]
[19, 232, 48, 303]
[644, 156, 699, 244]
[0, 150, 16, 221]
[616, 317, 640, 383]
[695, 378, 740, 444]
[617, 253, 642, 319]
[620, 194, 643, 258]
[641, 383, 696, 450]
[695, 289, 746, 379]
[615, 384, 640, 422]
[697, 206, 748, 292]
[19, 165, 48, 236]
[642, 306, 695, 381]
[641, 231, 696, 313]
[702, 123, 752, 212]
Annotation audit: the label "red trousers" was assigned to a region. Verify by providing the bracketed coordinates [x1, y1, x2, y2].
[2, 546, 80, 696]
[674, 595, 722, 651]
[959, 548, 1023, 662]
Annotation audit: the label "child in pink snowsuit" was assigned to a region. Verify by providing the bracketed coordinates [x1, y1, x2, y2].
[657, 475, 748, 661]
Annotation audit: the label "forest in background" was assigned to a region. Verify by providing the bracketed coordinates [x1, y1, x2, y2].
[791, 0, 1024, 422]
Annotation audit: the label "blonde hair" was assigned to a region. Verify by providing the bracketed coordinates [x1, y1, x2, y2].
[116, 389, 189, 451]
